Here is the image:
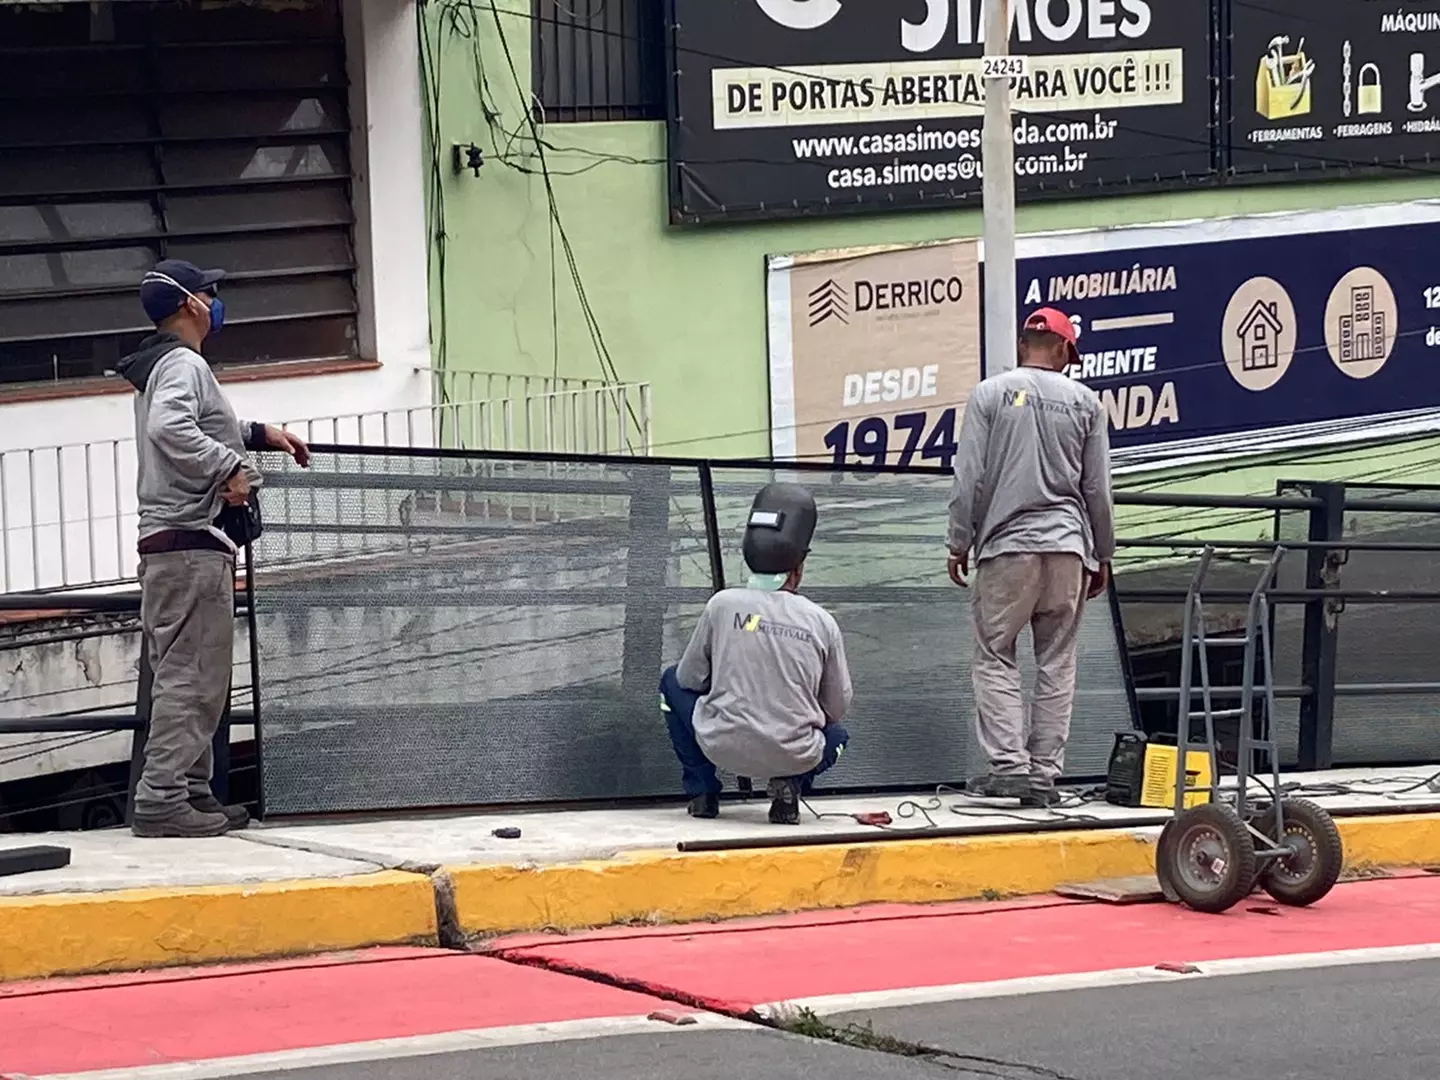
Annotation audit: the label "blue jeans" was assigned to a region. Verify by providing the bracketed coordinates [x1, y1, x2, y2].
[659, 665, 850, 798]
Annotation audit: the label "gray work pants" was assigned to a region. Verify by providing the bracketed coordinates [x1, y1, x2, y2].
[134, 549, 235, 814]
[971, 552, 1088, 781]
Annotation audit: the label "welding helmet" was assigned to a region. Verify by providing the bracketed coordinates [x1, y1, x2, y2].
[742, 483, 817, 591]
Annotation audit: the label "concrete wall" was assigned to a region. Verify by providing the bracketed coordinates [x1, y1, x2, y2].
[424, 3, 1440, 460]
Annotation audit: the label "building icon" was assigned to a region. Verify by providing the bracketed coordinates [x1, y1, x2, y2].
[1338, 284, 1387, 364]
[1236, 299, 1285, 371]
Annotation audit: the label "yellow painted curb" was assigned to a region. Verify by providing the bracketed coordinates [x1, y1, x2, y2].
[1336, 813, 1440, 869]
[0, 870, 437, 983]
[448, 813, 1440, 935]
[447, 828, 1159, 934]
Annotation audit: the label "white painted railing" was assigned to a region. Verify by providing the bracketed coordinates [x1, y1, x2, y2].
[0, 382, 651, 593]
[429, 371, 651, 457]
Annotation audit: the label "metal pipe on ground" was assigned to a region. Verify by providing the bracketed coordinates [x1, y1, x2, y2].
[675, 800, 1440, 853]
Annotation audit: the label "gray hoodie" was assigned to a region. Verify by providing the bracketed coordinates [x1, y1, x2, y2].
[676, 586, 853, 779]
[117, 332, 264, 545]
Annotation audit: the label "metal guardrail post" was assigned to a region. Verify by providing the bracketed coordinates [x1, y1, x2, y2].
[212, 681, 233, 806]
[1296, 481, 1346, 770]
[620, 465, 672, 696]
[697, 461, 726, 593]
[245, 544, 265, 821]
[123, 635, 154, 827]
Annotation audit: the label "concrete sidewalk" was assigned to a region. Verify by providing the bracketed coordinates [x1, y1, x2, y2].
[4, 768, 1440, 983]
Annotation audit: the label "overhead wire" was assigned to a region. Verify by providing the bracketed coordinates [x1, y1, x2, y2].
[413, 1, 1440, 485]
[477, 1, 1440, 186]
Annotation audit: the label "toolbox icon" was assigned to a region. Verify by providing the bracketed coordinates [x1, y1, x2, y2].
[1256, 35, 1314, 121]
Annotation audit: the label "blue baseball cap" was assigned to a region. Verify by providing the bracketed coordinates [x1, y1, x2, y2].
[140, 259, 225, 323]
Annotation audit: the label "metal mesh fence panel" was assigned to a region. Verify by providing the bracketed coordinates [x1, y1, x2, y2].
[706, 466, 1134, 787]
[251, 452, 1140, 814]
[1330, 486, 1440, 764]
[251, 449, 713, 814]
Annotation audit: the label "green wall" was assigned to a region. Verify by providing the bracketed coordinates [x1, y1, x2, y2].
[424, 3, 1440, 484]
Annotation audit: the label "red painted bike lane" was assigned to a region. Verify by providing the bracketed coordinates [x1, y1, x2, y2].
[5, 874, 1440, 1078]
[0, 947, 683, 1078]
[490, 873, 1440, 1014]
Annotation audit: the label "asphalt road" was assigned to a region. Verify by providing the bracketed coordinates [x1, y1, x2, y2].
[239, 959, 1440, 1080]
[834, 958, 1440, 1080]
[239, 1029, 967, 1080]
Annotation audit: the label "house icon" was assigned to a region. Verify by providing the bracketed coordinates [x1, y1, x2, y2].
[1236, 299, 1285, 371]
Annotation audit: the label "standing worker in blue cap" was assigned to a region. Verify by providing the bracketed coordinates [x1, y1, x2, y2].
[659, 483, 853, 825]
[117, 260, 310, 838]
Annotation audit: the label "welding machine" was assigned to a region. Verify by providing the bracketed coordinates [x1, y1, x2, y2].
[1105, 732, 1212, 809]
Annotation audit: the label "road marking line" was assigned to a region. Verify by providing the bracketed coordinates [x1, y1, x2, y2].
[21, 1013, 750, 1080]
[1090, 312, 1175, 331]
[754, 942, 1440, 1018]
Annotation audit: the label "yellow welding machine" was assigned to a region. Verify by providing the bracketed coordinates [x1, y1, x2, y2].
[1105, 732, 1213, 810]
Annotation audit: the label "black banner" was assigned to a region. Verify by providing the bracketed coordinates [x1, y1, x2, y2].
[665, 0, 1215, 224]
[1230, 0, 1440, 178]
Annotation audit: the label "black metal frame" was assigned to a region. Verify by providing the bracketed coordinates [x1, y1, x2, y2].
[1112, 480, 1440, 770]
[530, 0, 667, 123]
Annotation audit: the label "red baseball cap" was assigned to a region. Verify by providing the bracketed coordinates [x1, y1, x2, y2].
[1023, 307, 1079, 365]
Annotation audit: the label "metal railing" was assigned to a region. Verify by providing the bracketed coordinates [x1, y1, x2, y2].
[0, 583, 257, 831]
[0, 384, 652, 593]
[1112, 479, 1440, 770]
[429, 370, 651, 457]
[9, 455, 1440, 826]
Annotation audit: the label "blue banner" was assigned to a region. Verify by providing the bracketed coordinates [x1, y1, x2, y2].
[995, 210, 1440, 454]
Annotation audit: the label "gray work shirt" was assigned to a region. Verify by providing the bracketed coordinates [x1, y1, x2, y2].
[676, 586, 853, 779]
[946, 366, 1116, 570]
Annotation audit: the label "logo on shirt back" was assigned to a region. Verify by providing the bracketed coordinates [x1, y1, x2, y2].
[732, 612, 816, 643]
[1003, 388, 1075, 416]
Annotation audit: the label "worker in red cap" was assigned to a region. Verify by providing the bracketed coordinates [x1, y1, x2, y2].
[945, 307, 1115, 808]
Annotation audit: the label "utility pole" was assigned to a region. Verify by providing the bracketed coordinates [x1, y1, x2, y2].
[981, 0, 1018, 374]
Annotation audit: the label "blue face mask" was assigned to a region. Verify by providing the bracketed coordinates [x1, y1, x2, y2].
[141, 271, 226, 336]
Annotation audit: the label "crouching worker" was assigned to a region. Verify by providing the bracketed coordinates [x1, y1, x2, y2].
[659, 483, 853, 825]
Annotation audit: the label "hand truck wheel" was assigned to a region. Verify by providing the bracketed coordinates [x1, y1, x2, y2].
[1256, 797, 1344, 907]
[1160, 803, 1258, 914]
[1155, 820, 1180, 903]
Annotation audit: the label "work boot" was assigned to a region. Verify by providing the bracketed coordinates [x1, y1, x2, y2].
[1022, 777, 1059, 809]
[687, 792, 720, 819]
[131, 803, 230, 839]
[189, 794, 251, 830]
[965, 773, 1031, 800]
[767, 778, 801, 825]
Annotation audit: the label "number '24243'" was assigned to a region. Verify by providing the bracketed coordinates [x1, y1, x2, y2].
[823, 409, 958, 470]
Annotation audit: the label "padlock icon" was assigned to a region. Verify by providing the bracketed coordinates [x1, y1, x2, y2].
[1358, 63, 1383, 114]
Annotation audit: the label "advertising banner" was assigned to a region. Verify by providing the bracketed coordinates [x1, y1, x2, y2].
[1230, 0, 1440, 178]
[766, 239, 981, 467]
[1001, 203, 1440, 461]
[667, 0, 1214, 224]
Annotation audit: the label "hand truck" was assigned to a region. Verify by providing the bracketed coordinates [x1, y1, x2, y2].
[1155, 545, 1344, 914]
